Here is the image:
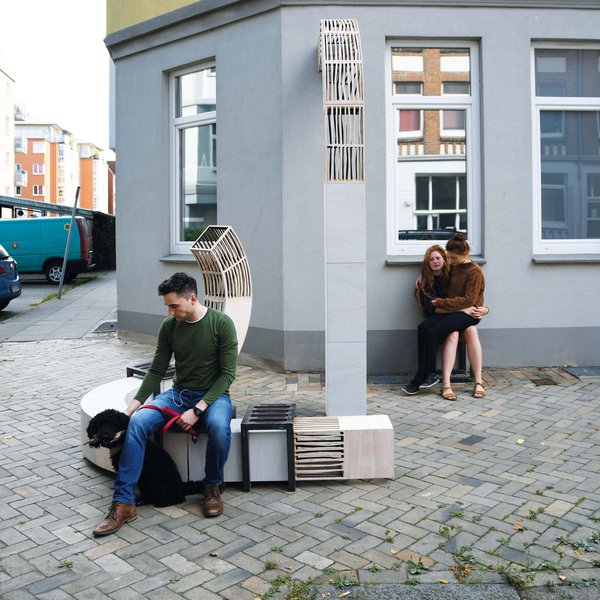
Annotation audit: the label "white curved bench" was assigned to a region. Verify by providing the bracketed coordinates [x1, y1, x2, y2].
[80, 377, 141, 471]
[80, 377, 246, 482]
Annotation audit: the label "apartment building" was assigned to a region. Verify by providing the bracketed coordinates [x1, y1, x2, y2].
[0, 67, 15, 208]
[14, 121, 80, 207]
[79, 141, 109, 213]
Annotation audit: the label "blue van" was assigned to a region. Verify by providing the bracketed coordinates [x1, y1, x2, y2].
[0, 216, 95, 284]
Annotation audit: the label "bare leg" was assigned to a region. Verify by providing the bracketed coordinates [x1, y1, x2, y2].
[441, 331, 459, 399]
[462, 326, 483, 386]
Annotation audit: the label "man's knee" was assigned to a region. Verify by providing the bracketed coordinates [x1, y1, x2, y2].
[127, 410, 157, 439]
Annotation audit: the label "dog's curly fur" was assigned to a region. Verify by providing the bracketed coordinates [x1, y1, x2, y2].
[86, 408, 202, 507]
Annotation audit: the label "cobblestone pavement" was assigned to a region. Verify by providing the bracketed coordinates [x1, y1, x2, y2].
[1, 331, 600, 599]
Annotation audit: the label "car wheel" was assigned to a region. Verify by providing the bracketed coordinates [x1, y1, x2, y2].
[45, 260, 64, 284]
[0, 299, 9, 310]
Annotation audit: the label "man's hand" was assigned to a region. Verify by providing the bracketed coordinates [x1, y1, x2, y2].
[176, 399, 208, 431]
[177, 409, 200, 431]
[124, 399, 141, 417]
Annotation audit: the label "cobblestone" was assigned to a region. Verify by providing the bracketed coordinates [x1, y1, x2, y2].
[2, 278, 600, 599]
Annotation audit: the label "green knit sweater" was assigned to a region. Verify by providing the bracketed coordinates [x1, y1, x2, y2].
[434, 261, 485, 312]
[134, 308, 238, 405]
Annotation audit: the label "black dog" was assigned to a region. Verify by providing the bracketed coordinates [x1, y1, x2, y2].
[86, 408, 202, 507]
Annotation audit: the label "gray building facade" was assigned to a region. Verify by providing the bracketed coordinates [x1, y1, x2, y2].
[106, 0, 600, 374]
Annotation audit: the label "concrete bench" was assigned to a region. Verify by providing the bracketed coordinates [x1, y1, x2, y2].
[80, 377, 143, 472]
[81, 380, 394, 487]
[79, 378, 285, 484]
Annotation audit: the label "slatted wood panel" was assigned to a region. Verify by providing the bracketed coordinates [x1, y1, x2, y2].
[319, 19, 365, 182]
[294, 417, 344, 480]
[190, 225, 252, 348]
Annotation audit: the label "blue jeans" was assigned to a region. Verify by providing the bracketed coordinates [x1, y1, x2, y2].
[113, 388, 232, 505]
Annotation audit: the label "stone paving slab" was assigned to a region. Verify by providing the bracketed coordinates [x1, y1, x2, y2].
[1, 277, 600, 598]
[1, 337, 598, 599]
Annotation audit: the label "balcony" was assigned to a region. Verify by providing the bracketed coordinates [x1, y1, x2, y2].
[14, 138, 26, 153]
[15, 169, 28, 186]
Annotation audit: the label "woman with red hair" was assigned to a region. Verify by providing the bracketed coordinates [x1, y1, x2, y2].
[404, 234, 487, 399]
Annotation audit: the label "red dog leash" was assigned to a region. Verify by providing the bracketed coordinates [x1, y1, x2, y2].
[138, 404, 200, 443]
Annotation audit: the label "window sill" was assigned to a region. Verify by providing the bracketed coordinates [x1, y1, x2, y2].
[386, 255, 486, 266]
[160, 254, 196, 263]
[532, 254, 600, 264]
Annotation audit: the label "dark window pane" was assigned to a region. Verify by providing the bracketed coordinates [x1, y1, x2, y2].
[439, 214, 456, 230]
[443, 82, 470, 95]
[394, 82, 423, 94]
[542, 188, 565, 222]
[541, 111, 564, 136]
[540, 111, 600, 239]
[432, 176, 456, 209]
[416, 176, 429, 210]
[459, 175, 467, 209]
[536, 49, 600, 98]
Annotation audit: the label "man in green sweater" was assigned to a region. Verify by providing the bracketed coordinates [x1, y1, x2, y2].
[93, 272, 238, 536]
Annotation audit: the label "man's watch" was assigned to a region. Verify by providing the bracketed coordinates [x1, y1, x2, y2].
[192, 405, 204, 418]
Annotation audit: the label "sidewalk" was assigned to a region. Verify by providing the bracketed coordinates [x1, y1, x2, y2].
[1, 273, 599, 599]
[0, 270, 117, 342]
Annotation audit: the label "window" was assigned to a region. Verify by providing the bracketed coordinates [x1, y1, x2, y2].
[387, 43, 480, 255]
[33, 163, 45, 175]
[171, 64, 217, 252]
[33, 185, 45, 196]
[32, 141, 44, 153]
[533, 45, 600, 253]
[15, 185, 21, 196]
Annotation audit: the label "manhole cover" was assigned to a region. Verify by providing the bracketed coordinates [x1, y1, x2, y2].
[530, 377, 557, 386]
[93, 321, 118, 333]
[564, 366, 600, 379]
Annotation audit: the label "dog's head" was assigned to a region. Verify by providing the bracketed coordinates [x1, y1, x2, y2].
[86, 409, 130, 449]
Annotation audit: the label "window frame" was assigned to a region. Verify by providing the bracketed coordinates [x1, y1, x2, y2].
[531, 42, 600, 254]
[170, 61, 217, 255]
[385, 40, 481, 258]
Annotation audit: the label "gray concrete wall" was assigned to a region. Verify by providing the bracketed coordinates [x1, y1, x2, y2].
[114, 10, 286, 349]
[109, 1, 600, 373]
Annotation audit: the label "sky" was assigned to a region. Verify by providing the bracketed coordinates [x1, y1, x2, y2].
[0, 0, 113, 156]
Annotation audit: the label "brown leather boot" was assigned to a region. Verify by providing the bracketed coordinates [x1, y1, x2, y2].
[93, 502, 137, 536]
[203, 484, 223, 517]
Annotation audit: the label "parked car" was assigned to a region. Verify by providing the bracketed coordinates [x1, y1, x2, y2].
[0, 216, 95, 284]
[0, 243, 22, 310]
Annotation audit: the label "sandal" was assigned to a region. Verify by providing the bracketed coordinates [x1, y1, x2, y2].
[473, 382, 486, 398]
[441, 386, 457, 401]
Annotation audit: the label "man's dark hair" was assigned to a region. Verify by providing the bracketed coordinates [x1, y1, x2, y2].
[158, 272, 198, 298]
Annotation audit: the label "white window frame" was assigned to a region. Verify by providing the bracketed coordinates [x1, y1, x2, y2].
[532, 42, 600, 254]
[386, 41, 481, 257]
[170, 62, 217, 255]
[33, 184, 45, 196]
[33, 163, 45, 175]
